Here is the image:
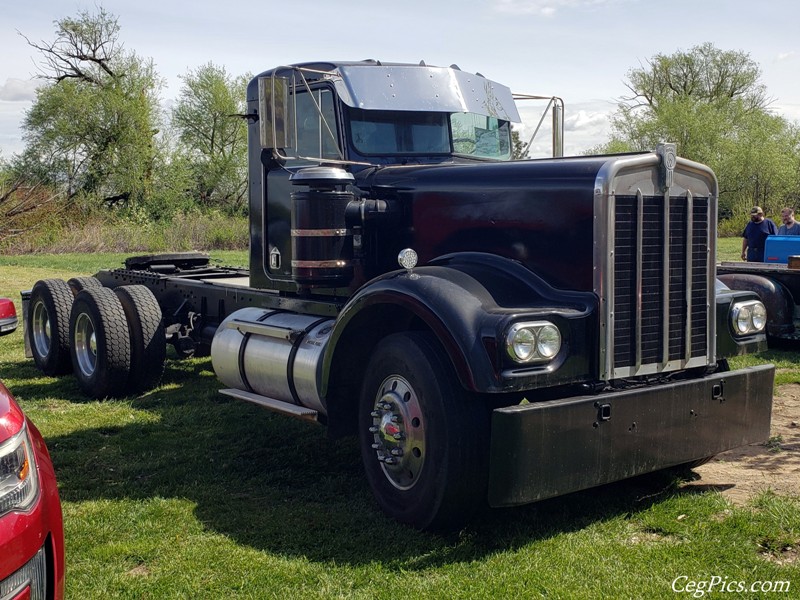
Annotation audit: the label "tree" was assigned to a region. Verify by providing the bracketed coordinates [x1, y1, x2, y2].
[621, 42, 770, 113]
[602, 43, 800, 221]
[171, 63, 250, 214]
[20, 8, 163, 208]
[0, 158, 61, 244]
[511, 128, 527, 159]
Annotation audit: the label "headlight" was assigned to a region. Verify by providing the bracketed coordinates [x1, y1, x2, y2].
[735, 305, 752, 334]
[0, 424, 39, 517]
[730, 300, 768, 336]
[506, 321, 562, 363]
[751, 302, 767, 331]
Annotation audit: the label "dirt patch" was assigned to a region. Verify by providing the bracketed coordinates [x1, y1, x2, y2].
[684, 384, 800, 504]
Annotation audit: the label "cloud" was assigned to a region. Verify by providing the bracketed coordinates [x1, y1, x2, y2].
[564, 109, 609, 131]
[492, 0, 623, 16]
[515, 101, 613, 156]
[776, 51, 797, 62]
[0, 78, 40, 102]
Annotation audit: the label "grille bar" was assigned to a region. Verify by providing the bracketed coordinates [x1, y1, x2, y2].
[635, 189, 644, 369]
[685, 191, 694, 359]
[661, 188, 671, 366]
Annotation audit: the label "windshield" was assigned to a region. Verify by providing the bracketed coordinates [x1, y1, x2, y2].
[349, 108, 450, 155]
[451, 113, 511, 160]
[347, 108, 512, 159]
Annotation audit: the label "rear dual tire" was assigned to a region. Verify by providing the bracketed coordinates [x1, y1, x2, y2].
[69, 285, 166, 398]
[29, 278, 167, 397]
[67, 276, 102, 296]
[70, 288, 132, 399]
[28, 279, 74, 376]
[114, 285, 166, 393]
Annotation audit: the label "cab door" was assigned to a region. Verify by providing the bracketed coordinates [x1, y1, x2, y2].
[260, 86, 342, 288]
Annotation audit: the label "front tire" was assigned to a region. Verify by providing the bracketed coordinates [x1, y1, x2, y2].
[69, 288, 131, 398]
[359, 331, 489, 531]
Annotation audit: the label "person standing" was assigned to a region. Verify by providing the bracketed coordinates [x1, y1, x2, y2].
[778, 207, 800, 235]
[741, 206, 778, 262]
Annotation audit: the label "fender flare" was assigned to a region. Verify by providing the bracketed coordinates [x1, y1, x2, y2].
[321, 252, 597, 397]
[717, 272, 794, 337]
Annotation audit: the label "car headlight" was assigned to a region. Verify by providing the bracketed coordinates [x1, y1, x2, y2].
[0, 423, 39, 517]
[506, 321, 562, 363]
[730, 300, 768, 336]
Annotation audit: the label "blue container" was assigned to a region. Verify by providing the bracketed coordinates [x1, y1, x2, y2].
[764, 236, 800, 264]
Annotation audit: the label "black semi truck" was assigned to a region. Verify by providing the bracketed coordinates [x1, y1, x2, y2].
[24, 60, 774, 530]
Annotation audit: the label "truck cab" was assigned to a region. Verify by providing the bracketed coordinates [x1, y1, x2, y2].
[246, 60, 549, 296]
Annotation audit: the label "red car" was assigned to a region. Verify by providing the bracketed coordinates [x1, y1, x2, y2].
[0, 300, 65, 599]
[0, 298, 17, 335]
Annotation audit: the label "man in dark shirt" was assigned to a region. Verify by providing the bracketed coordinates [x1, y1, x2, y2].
[778, 207, 800, 235]
[741, 206, 778, 262]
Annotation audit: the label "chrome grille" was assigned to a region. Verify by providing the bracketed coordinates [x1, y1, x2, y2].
[610, 192, 711, 376]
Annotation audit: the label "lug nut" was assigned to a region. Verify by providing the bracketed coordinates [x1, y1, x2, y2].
[371, 443, 382, 450]
[390, 448, 403, 457]
[392, 432, 404, 440]
[370, 411, 381, 418]
[384, 457, 397, 465]
[390, 415, 401, 423]
[368, 426, 379, 433]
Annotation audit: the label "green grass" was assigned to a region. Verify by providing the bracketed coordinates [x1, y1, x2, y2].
[717, 236, 742, 262]
[0, 252, 798, 598]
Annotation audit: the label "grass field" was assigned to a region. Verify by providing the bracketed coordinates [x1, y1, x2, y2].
[0, 243, 798, 598]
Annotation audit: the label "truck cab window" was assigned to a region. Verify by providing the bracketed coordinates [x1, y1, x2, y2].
[292, 88, 339, 161]
[450, 113, 512, 160]
[349, 108, 450, 155]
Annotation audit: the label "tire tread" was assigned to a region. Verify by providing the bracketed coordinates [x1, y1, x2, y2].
[28, 278, 74, 376]
[70, 287, 131, 398]
[114, 285, 166, 392]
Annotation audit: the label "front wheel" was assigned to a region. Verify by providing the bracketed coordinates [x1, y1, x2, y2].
[359, 331, 489, 531]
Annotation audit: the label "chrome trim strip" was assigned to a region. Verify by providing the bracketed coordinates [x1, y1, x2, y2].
[685, 190, 694, 360]
[635, 188, 644, 369]
[709, 193, 718, 364]
[291, 228, 350, 237]
[593, 153, 661, 380]
[661, 187, 670, 366]
[291, 260, 350, 268]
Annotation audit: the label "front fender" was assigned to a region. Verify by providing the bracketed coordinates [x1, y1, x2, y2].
[322, 253, 598, 396]
[717, 272, 794, 338]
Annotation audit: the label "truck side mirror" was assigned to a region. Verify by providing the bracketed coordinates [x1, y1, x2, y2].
[258, 75, 293, 151]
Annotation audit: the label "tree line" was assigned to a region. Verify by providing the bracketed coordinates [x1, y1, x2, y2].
[591, 42, 800, 227]
[1, 8, 250, 244]
[2, 9, 799, 244]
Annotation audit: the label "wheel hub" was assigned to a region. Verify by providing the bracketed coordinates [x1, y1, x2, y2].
[31, 301, 52, 357]
[368, 375, 425, 490]
[74, 312, 97, 378]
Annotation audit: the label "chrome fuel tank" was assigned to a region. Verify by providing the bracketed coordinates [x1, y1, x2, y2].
[211, 307, 334, 413]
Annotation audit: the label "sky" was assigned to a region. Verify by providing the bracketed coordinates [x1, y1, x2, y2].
[1, 0, 799, 158]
